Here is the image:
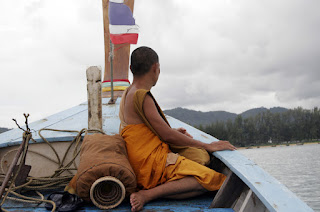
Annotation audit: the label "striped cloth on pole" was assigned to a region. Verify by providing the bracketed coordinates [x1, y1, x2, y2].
[109, 0, 139, 44]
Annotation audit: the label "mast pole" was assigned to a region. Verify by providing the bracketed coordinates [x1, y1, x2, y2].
[109, 40, 115, 104]
[101, 0, 135, 99]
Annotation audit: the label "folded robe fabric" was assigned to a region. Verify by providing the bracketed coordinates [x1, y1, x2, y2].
[74, 134, 136, 202]
[132, 89, 210, 166]
[120, 88, 226, 190]
[121, 123, 226, 191]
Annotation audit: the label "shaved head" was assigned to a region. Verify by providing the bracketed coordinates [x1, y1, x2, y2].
[130, 46, 159, 77]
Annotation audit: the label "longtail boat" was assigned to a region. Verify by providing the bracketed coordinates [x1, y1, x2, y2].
[0, 0, 314, 211]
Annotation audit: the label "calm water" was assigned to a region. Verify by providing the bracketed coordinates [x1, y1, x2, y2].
[239, 143, 320, 211]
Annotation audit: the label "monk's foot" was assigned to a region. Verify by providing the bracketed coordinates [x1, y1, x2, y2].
[130, 190, 148, 212]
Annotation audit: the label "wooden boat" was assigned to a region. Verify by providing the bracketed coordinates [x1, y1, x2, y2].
[0, 1, 314, 211]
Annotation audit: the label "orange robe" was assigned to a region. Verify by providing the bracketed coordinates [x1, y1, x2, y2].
[120, 88, 226, 191]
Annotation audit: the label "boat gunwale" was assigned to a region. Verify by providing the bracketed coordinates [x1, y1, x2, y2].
[0, 99, 314, 212]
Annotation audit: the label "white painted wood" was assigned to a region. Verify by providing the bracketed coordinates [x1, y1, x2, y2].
[0, 98, 121, 147]
[0, 98, 314, 212]
[165, 116, 313, 212]
[210, 149, 313, 212]
[87, 66, 102, 131]
[0, 142, 79, 177]
[0, 104, 88, 147]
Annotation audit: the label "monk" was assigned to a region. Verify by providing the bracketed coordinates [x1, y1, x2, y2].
[119, 46, 236, 212]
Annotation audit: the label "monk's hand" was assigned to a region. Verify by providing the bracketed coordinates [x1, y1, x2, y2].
[205, 140, 236, 153]
[175, 127, 193, 138]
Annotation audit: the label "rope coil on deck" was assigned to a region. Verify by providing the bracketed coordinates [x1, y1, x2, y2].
[0, 121, 105, 212]
[90, 176, 126, 210]
[1, 125, 136, 211]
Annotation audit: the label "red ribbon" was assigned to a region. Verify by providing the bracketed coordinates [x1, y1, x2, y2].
[103, 79, 130, 83]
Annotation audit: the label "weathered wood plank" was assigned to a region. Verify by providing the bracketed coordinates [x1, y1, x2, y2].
[210, 171, 246, 208]
[234, 188, 268, 212]
[233, 186, 251, 211]
[239, 189, 253, 212]
[87, 66, 102, 131]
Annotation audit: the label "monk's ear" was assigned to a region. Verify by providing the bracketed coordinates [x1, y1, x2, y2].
[151, 63, 157, 73]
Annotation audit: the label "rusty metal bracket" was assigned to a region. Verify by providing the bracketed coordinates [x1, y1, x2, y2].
[108, 96, 118, 104]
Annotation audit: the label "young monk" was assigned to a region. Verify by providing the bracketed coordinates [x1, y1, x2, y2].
[119, 46, 236, 212]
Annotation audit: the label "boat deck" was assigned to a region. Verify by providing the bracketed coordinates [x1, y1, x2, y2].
[2, 192, 234, 211]
[0, 98, 314, 211]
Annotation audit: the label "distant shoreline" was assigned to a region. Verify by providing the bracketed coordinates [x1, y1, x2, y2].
[238, 141, 320, 149]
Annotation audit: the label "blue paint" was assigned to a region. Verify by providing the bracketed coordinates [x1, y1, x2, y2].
[0, 97, 313, 211]
[2, 192, 234, 211]
[0, 99, 121, 148]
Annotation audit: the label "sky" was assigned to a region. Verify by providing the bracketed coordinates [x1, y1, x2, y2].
[1, 0, 320, 128]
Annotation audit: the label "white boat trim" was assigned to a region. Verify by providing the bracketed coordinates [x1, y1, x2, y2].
[0, 97, 314, 212]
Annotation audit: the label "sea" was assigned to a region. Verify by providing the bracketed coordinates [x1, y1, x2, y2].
[238, 143, 320, 211]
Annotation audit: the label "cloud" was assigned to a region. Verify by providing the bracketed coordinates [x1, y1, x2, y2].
[1, 0, 320, 127]
[134, 0, 320, 113]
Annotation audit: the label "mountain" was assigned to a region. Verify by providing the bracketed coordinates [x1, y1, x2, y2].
[0, 107, 289, 132]
[240, 107, 288, 119]
[0, 127, 11, 134]
[164, 107, 237, 127]
[164, 107, 288, 127]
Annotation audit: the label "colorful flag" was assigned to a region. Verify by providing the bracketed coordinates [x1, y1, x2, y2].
[109, 0, 139, 44]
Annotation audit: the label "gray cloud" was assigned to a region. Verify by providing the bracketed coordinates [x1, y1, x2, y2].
[1, 0, 320, 127]
[134, 0, 320, 113]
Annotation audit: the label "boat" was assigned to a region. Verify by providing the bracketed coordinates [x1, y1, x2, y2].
[0, 1, 314, 211]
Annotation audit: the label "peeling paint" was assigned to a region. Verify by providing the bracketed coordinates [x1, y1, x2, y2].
[201, 134, 209, 139]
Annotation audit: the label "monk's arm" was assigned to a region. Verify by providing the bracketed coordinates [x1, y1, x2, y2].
[174, 127, 193, 138]
[143, 94, 236, 152]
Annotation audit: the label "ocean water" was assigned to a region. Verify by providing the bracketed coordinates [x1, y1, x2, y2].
[239, 143, 320, 211]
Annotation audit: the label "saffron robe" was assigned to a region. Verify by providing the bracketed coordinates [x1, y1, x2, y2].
[120, 88, 226, 190]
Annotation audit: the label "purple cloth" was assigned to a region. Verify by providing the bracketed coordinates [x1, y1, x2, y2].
[109, 2, 135, 25]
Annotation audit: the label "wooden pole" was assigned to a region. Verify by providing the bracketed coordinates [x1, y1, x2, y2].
[87, 66, 102, 131]
[109, 40, 115, 104]
[101, 0, 135, 98]
[0, 138, 26, 202]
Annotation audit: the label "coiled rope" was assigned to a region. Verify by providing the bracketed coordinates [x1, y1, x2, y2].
[0, 115, 104, 211]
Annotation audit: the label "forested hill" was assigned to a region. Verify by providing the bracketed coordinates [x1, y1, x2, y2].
[0, 107, 289, 131]
[163, 107, 237, 126]
[0, 127, 11, 134]
[164, 107, 288, 126]
[165, 107, 320, 146]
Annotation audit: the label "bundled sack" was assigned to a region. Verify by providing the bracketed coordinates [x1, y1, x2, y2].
[76, 134, 136, 202]
[169, 144, 210, 166]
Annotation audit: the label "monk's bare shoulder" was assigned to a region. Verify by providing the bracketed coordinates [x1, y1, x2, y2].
[124, 87, 144, 125]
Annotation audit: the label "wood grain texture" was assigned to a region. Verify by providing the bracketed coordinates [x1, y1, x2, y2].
[102, 0, 135, 97]
[87, 66, 102, 130]
[210, 171, 246, 208]
[235, 189, 268, 212]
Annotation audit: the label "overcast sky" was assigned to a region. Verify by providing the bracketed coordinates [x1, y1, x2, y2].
[1, 0, 320, 128]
